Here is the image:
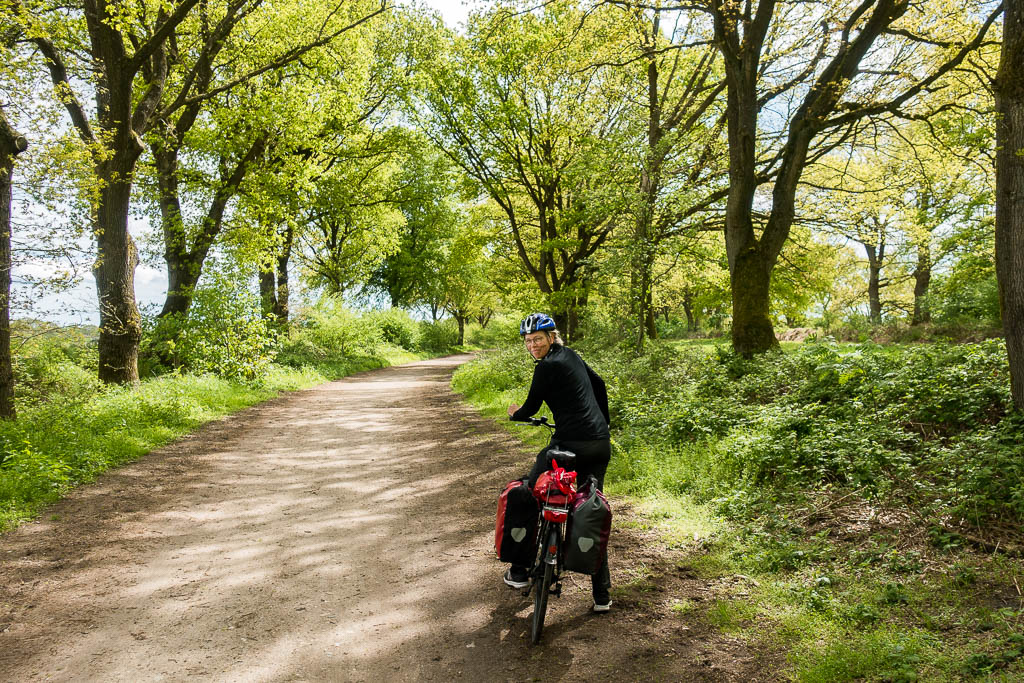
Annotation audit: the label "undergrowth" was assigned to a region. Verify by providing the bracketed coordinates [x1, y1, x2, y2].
[452, 338, 1024, 681]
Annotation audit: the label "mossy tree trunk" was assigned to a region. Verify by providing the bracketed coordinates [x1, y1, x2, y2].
[995, 0, 1024, 410]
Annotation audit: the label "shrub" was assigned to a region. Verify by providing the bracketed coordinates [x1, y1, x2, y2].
[366, 308, 420, 350]
[418, 319, 459, 353]
[12, 332, 102, 407]
[467, 315, 519, 348]
[454, 337, 1020, 524]
[142, 270, 279, 382]
[933, 273, 1000, 326]
[278, 298, 383, 368]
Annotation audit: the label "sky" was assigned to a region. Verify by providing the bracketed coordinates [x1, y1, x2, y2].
[418, 0, 473, 28]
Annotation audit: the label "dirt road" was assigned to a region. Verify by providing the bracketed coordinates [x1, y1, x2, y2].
[0, 356, 767, 681]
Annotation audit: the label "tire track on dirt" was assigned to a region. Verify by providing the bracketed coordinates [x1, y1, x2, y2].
[0, 355, 772, 681]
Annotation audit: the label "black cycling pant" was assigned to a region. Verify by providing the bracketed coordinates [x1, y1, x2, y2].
[518, 438, 612, 601]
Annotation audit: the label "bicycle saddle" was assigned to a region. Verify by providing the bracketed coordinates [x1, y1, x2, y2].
[548, 448, 576, 469]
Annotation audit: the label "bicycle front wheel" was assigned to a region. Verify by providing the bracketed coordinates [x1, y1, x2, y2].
[531, 531, 555, 644]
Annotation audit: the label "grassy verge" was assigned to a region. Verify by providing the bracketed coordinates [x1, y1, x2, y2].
[452, 341, 1024, 681]
[0, 345, 425, 533]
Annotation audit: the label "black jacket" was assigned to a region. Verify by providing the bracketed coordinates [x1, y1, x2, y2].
[510, 345, 610, 441]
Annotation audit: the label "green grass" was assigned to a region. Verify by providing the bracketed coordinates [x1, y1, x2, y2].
[707, 598, 760, 632]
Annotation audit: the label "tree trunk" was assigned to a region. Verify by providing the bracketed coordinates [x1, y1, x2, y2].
[273, 225, 293, 325]
[729, 246, 778, 355]
[0, 111, 27, 419]
[456, 315, 465, 345]
[155, 138, 265, 319]
[711, 0, 927, 355]
[259, 268, 277, 319]
[912, 240, 932, 325]
[683, 291, 696, 332]
[644, 288, 657, 339]
[865, 244, 883, 324]
[94, 151, 143, 385]
[153, 146, 192, 319]
[995, 0, 1024, 410]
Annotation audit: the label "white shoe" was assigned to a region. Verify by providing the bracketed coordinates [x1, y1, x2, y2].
[593, 600, 612, 613]
[503, 569, 529, 589]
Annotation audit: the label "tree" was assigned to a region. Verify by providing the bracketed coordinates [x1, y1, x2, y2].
[801, 154, 910, 323]
[149, 1, 388, 323]
[439, 209, 501, 345]
[654, 234, 730, 333]
[801, 111, 994, 326]
[418, 1, 634, 339]
[0, 106, 26, 419]
[297, 138, 406, 297]
[995, 0, 1024, 409]
[368, 138, 463, 309]
[12, 0, 384, 383]
[611, 6, 728, 353]
[706, 0, 1002, 354]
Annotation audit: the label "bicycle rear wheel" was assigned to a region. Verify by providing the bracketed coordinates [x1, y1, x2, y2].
[531, 529, 556, 644]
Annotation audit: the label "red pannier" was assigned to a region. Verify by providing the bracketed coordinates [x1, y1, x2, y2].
[533, 468, 577, 522]
[562, 475, 612, 574]
[495, 480, 539, 564]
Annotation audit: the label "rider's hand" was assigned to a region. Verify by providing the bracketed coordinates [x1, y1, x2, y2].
[507, 403, 520, 417]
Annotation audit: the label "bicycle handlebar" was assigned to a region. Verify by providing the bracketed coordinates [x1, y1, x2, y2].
[513, 416, 555, 428]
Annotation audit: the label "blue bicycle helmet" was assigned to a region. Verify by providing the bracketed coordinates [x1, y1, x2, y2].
[520, 312, 557, 336]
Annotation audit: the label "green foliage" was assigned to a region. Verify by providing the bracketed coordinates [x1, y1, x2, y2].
[933, 273, 1000, 325]
[365, 308, 420, 350]
[791, 627, 930, 683]
[457, 337, 1019, 525]
[142, 271, 280, 382]
[278, 298, 384, 368]
[466, 315, 519, 349]
[417, 319, 459, 353]
[11, 328, 103, 408]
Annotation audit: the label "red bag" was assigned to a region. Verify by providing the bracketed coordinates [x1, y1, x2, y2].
[532, 471, 574, 506]
[533, 466, 577, 522]
[495, 480, 539, 564]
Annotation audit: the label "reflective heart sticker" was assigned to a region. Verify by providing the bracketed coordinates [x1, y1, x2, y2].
[578, 536, 594, 552]
[511, 527, 527, 543]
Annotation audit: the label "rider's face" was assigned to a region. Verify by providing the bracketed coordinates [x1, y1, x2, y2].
[524, 331, 552, 359]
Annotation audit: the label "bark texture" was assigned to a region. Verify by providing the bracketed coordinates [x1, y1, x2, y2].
[864, 242, 884, 324]
[0, 110, 27, 419]
[995, 0, 1024, 409]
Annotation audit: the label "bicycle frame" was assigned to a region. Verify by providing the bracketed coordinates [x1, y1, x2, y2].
[525, 459, 576, 644]
[511, 416, 577, 644]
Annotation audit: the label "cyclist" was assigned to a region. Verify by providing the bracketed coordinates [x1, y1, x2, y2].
[504, 312, 613, 613]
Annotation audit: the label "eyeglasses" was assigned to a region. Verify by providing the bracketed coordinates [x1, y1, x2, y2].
[524, 337, 548, 347]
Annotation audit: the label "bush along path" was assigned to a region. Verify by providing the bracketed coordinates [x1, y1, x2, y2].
[0, 355, 775, 682]
[454, 340, 1024, 682]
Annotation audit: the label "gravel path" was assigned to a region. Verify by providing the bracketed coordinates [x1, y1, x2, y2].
[0, 355, 770, 681]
